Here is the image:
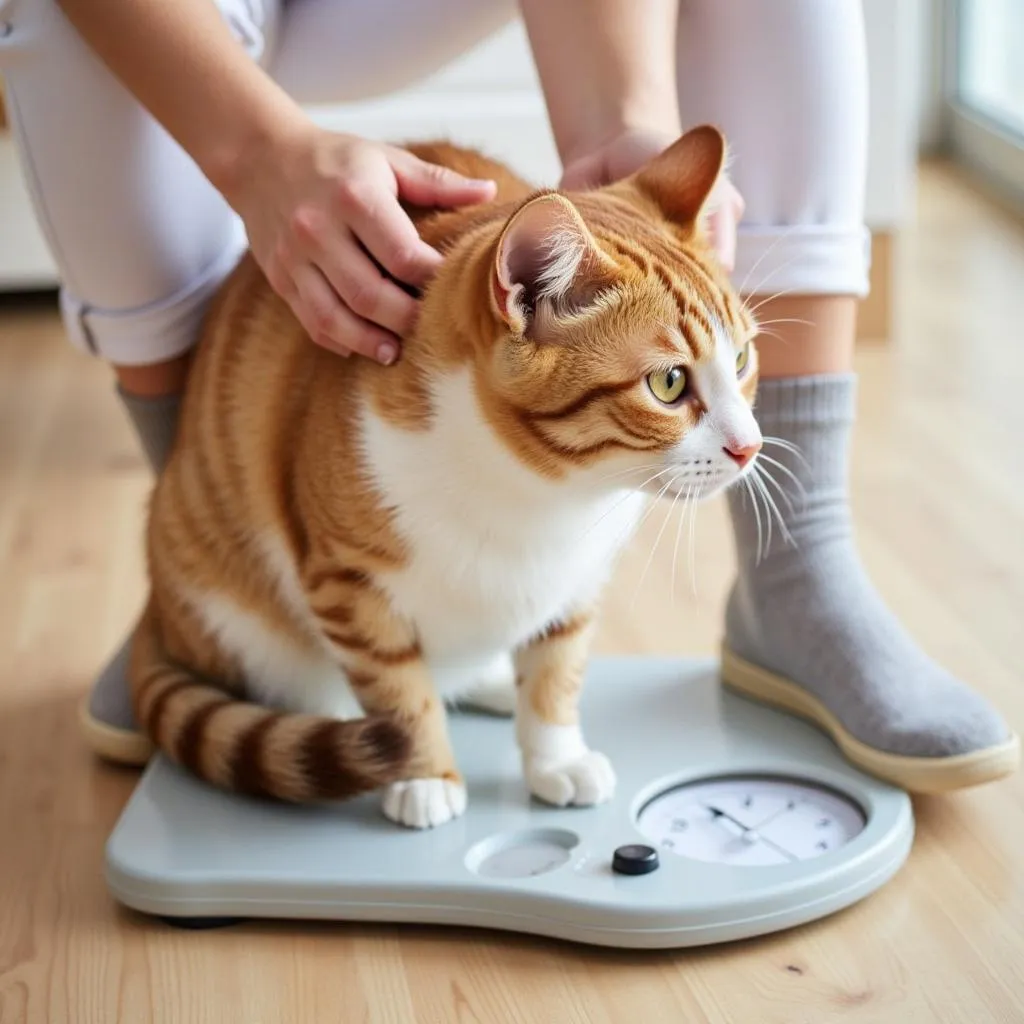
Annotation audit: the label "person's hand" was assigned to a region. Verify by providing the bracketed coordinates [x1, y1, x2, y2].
[559, 127, 744, 273]
[232, 125, 496, 363]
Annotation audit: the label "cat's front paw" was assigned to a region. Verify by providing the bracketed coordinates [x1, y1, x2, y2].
[524, 750, 616, 807]
[381, 777, 467, 829]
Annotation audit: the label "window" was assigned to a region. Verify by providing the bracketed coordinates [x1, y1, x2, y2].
[958, 0, 1024, 135]
[945, 0, 1024, 205]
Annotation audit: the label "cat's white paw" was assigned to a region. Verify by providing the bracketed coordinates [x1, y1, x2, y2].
[381, 777, 467, 829]
[460, 653, 517, 717]
[525, 750, 616, 808]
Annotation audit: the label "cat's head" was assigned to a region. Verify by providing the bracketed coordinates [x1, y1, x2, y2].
[479, 125, 761, 501]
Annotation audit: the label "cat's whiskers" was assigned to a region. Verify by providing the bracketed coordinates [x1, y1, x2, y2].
[580, 465, 674, 543]
[628, 470, 680, 544]
[741, 270, 804, 338]
[761, 435, 810, 469]
[756, 448, 810, 502]
[752, 317, 815, 330]
[751, 328, 790, 345]
[751, 462, 795, 549]
[752, 459, 797, 517]
[670, 482, 692, 609]
[593, 461, 665, 485]
[686, 481, 700, 597]
[742, 247, 804, 302]
[754, 467, 774, 554]
[741, 474, 765, 565]
[746, 282, 801, 318]
[736, 224, 800, 297]
[632, 471, 686, 610]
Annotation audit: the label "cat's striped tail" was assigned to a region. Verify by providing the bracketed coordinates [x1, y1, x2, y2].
[128, 602, 416, 802]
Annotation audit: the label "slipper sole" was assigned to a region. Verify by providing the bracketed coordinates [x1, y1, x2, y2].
[78, 698, 153, 768]
[720, 645, 1020, 793]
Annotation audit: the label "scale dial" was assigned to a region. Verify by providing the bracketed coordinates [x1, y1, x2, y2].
[636, 775, 866, 866]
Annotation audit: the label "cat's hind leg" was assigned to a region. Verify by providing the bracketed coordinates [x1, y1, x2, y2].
[311, 573, 465, 829]
[348, 658, 465, 829]
[349, 660, 464, 829]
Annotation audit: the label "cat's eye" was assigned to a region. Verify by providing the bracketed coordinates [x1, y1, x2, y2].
[647, 366, 688, 405]
[736, 342, 751, 376]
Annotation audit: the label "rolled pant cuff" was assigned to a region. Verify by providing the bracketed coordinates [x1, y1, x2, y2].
[734, 223, 871, 299]
[59, 238, 246, 366]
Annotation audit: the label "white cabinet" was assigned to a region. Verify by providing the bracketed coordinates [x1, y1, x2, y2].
[0, 130, 59, 288]
[0, 2, 921, 290]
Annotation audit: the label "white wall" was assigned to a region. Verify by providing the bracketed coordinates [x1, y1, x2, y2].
[0, 133, 57, 289]
[862, 0, 924, 227]
[914, 0, 950, 154]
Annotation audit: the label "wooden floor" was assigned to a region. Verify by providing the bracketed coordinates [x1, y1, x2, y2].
[1, 162, 1022, 1023]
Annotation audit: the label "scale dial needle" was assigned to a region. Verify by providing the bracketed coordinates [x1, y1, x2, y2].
[703, 804, 798, 863]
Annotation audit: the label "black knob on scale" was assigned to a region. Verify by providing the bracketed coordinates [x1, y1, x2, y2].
[612, 844, 660, 875]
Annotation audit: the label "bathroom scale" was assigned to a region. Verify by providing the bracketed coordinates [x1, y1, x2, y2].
[105, 655, 914, 950]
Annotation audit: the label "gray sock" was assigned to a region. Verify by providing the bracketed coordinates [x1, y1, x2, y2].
[724, 373, 1011, 758]
[116, 385, 182, 473]
[85, 387, 182, 740]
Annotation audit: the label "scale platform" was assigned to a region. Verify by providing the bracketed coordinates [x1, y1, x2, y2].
[106, 656, 914, 949]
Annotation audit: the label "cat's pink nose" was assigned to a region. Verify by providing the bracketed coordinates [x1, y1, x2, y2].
[723, 440, 761, 468]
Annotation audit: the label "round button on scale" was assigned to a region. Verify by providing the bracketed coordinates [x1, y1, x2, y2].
[612, 844, 660, 875]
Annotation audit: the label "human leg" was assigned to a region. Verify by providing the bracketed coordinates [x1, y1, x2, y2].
[0, 0, 274, 454]
[0, 0, 515, 423]
[266, 0, 515, 105]
[0, 0, 280, 762]
[677, 0, 1018, 790]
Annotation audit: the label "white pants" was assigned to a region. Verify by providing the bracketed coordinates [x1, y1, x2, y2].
[0, 0, 869, 367]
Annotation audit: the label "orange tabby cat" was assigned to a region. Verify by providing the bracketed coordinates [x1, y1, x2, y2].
[129, 124, 762, 829]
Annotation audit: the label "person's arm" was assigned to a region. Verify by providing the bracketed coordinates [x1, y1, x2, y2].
[518, 0, 683, 167]
[54, 0, 496, 363]
[519, 0, 742, 271]
[55, 0, 303, 208]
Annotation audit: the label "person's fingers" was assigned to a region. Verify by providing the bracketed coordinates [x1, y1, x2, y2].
[388, 147, 497, 208]
[291, 264, 400, 364]
[292, 209, 420, 337]
[559, 152, 606, 190]
[716, 181, 745, 273]
[334, 176, 443, 290]
[710, 206, 738, 273]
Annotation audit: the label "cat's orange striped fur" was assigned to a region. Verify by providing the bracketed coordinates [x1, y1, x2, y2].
[129, 125, 762, 828]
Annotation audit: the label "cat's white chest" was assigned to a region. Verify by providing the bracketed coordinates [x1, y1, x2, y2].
[361, 373, 646, 684]
[386, 494, 639, 658]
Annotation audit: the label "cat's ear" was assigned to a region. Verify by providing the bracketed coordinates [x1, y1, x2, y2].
[632, 124, 727, 226]
[492, 192, 616, 337]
